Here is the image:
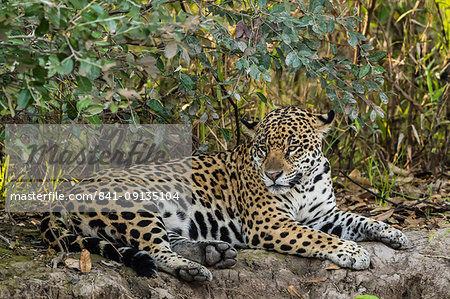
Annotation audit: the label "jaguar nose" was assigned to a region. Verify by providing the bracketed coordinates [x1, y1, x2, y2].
[265, 170, 283, 182]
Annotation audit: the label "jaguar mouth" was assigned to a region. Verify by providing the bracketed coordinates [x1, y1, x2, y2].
[267, 184, 291, 194]
[289, 172, 303, 187]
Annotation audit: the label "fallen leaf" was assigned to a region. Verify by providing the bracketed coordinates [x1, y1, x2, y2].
[388, 162, 410, 176]
[100, 260, 122, 268]
[305, 277, 327, 283]
[325, 263, 341, 270]
[101, 62, 116, 72]
[118, 88, 141, 100]
[137, 56, 159, 78]
[348, 202, 367, 211]
[287, 285, 304, 298]
[373, 209, 394, 221]
[395, 176, 414, 184]
[164, 41, 178, 59]
[80, 249, 92, 273]
[348, 169, 371, 187]
[64, 258, 80, 270]
[404, 217, 424, 228]
[30, 218, 41, 225]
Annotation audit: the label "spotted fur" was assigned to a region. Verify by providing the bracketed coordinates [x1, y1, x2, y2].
[41, 106, 410, 282]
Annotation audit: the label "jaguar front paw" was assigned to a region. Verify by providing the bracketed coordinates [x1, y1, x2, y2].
[377, 226, 411, 249]
[205, 241, 237, 269]
[177, 264, 213, 282]
[327, 240, 370, 270]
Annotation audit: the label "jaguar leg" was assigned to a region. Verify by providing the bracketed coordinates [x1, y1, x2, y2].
[307, 209, 410, 249]
[247, 214, 370, 270]
[40, 212, 158, 277]
[116, 212, 214, 282]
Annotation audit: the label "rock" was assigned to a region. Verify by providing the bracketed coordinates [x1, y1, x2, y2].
[0, 229, 448, 298]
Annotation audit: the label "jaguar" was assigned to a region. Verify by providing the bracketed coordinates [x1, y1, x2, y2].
[41, 106, 410, 282]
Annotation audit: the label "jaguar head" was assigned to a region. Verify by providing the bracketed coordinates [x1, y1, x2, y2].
[242, 106, 334, 194]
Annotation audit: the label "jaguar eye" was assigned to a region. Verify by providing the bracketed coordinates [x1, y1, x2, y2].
[258, 146, 267, 153]
[286, 145, 299, 153]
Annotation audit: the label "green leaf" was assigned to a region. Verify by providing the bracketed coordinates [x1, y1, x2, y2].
[76, 75, 92, 92]
[343, 91, 356, 103]
[326, 87, 338, 101]
[57, 58, 73, 75]
[373, 106, 384, 118]
[35, 19, 49, 37]
[32, 67, 47, 84]
[17, 89, 32, 109]
[84, 104, 104, 116]
[370, 110, 377, 121]
[368, 51, 387, 62]
[330, 44, 337, 55]
[262, 74, 271, 82]
[281, 33, 291, 45]
[361, 44, 374, 51]
[180, 73, 195, 90]
[379, 92, 389, 104]
[69, 0, 84, 10]
[352, 81, 365, 94]
[200, 112, 208, 123]
[373, 65, 386, 74]
[0, 129, 5, 143]
[358, 64, 370, 79]
[256, 92, 268, 103]
[79, 61, 101, 80]
[249, 64, 260, 79]
[91, 31, 102, 39]
[348, 32, 358, 47]
[258, 0, 267, 9]
[221, 128, 230, 142]
[76, 97, 92, 112]
[87, 115, 102, 124]
[364, 79, 380, 92]
[147, 99, 164, 112]
[285, 52, 300, 68]
[110, 102, 118, 113]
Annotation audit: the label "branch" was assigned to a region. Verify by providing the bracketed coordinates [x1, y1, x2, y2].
[339, 170, 401, 207]
[210, 72, 241, 146]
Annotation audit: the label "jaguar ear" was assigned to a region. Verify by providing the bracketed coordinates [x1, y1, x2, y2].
[241, 119, 258, 138]
[315, 110, 335, 134]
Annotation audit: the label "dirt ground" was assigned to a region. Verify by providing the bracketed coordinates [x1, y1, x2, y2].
[0, 175, 448, 298]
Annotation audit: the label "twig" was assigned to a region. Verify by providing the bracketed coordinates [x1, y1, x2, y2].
[433, 2, 449, 47]
[210, 72, 241, 146]
[386, 76, 433, 124]
[339, 170, 400, 207]
[341, 171, 450, 212]
[51, 252, 67, 268]
[0, 232, 12, 247]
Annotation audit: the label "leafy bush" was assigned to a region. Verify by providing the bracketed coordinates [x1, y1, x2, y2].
[0, 0, 448, 175]
[0, 0, 387, 141]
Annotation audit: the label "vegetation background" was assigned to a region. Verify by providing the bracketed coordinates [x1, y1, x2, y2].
[0, 0, 449, 226]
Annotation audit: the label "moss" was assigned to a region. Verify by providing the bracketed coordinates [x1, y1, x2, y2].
[0, 248, 33, 266]
[288, 265, 303, 276]
[238, 249, 287, 261]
